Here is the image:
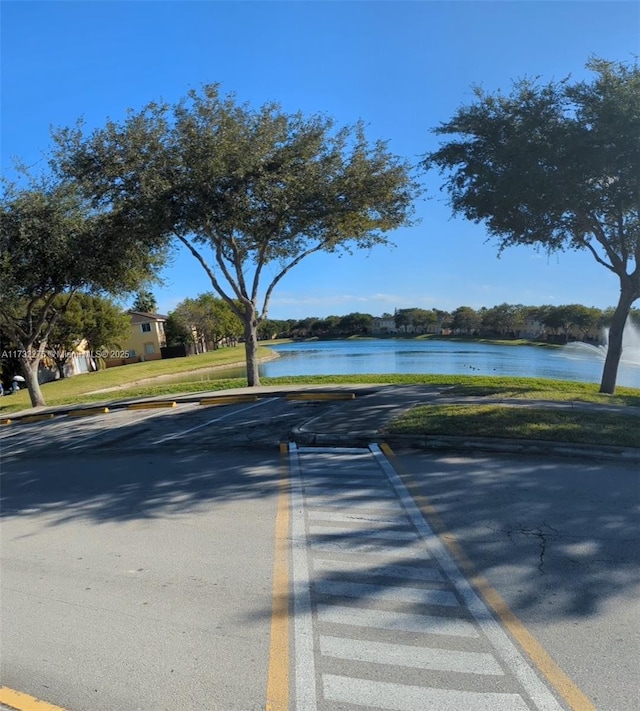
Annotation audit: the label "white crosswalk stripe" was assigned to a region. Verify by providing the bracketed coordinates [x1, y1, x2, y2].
[322, 675, 532, 711]
[312, 557, 445, 582]
[315, 579, 460, 607]
[316, 603, 479, 638]
[320, 635, 505, 675]
[289, 443, 568, 711]
[309, 524, 418, 540]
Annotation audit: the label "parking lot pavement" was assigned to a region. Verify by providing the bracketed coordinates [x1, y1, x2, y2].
[390, 448, 640, 711]
[1, 448, 284, 711]
[0, 395, 347, 459]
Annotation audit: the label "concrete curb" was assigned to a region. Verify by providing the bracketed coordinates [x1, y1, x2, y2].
[291, 429, 640, 463]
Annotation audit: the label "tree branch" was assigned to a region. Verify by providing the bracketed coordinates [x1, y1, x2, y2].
[0, 309, 29, 343]
[580, 238, 618, 274]
[213, 242, 247, 316]
[588, 215, 625, 273]
[24, 291, 63, 352]
[229, 234, 250, 305]
[616, 210, 629, 266]
[177, 235, 243, 318]
[260, 242, 326, 319]
[251, 241, 269, 304]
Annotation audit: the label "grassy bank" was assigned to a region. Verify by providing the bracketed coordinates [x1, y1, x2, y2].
[0, 345, 273, 414]
[383, 403, 640, 448]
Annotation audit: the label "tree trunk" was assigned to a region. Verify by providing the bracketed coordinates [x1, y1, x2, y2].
[19, 355, 47, 407]
[243, 309, 260, 387]
[55, 359, 67, 379]
[599, 286, 637, 394]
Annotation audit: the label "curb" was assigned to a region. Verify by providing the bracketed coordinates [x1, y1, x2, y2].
[291, 428, 640, 463]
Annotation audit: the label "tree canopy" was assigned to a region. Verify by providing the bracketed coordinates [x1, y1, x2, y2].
[170, 293, 243, 352]
[0, 175, 166, 405]
[45, 293, 130, 377]
[423, 58, 640, 393]
[53, 84, 420, 385]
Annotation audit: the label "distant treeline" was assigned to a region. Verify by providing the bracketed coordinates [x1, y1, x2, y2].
[162, 295, 640, 346]
[252, 304, 640, 342]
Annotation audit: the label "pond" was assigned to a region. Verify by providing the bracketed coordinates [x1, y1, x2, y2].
[168, 338, 640, 389]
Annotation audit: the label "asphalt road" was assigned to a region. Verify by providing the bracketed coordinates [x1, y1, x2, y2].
[392, 449, 640, 711]
[1, 393, 638, 710]
[1, 447, 283, 711]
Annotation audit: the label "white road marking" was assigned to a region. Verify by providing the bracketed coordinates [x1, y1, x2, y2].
[304, 477, 395, 497]
[305, 498, 404, 511]
[312, 557, 444, 582]
[309, 525, 417, 541]
[310, 540, 432, 557]
[150, 398, 276, 444]
[317, 604, 479, 638]
[320, 635, 504, 675]
[61, 406, 182, 450]
[322, 674, 531, 711]
[291, 444, 568, 711]
[305, 486, 397, 498]
[369, 443, 565, 711]
[288, 443, 318, 711]
[314, 579, 459, 607]
[297, 446, 374, 454]
[306, 511, 408, 524]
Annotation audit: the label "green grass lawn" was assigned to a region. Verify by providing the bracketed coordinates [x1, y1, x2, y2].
[383, 403, 640, 448]
[0, 345, 272, 413]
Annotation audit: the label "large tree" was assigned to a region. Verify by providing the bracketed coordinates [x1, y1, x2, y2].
[53, 85, 419, 386]
[0, 176, 166, 406]
[424, 58, 640, 393]
[171, 293, 242, 352]
[451, 306, 482, 335]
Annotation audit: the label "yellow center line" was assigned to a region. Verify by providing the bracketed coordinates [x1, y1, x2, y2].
[380, 442, 597, 711]
[265, 443, 291, 711]
[0, 687, 69, 711]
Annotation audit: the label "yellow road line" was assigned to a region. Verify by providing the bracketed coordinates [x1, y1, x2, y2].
[19, 414, 55, 424]
[380, 442, 597, 711]
[285, 392, 355, 401]
[265, 444, 290, 711]
[0, 687, 69, 711]
[199, 395, 259, 406]
[127, 401, 177, 410]
[67, 407, 110, 417]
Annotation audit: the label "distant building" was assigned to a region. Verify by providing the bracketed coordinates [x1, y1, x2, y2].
[124, 311, 168, 360]
[371, 316, 398, 334]
[520, 317, 545, 339]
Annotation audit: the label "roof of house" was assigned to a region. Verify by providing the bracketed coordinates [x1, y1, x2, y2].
[128, 310, 169, 323]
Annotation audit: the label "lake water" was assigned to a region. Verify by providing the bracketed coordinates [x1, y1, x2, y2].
[173, 339, 640, 389]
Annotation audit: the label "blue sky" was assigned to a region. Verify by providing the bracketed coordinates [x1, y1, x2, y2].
[2, 1, 638, 319]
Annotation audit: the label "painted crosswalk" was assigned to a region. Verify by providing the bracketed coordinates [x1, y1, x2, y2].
[289, 443, 569, 711]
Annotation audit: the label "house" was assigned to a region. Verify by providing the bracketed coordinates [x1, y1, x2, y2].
[123, 311, 168, 361]
[370, 316, 398, 334]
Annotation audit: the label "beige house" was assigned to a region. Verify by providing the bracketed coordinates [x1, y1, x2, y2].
[124, 311, 168, 361]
